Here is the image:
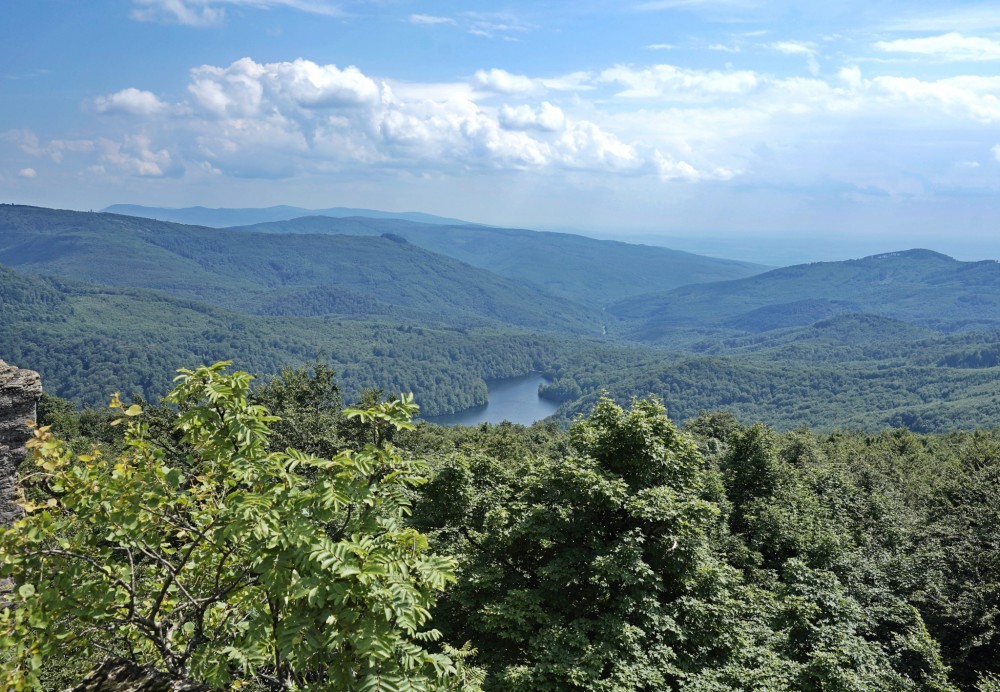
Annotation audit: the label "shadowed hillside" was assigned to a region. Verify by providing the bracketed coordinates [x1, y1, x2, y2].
[227, 215, 767, 306]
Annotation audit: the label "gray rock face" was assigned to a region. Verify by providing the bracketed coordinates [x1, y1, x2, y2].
[0, 360, 41, 527]
[69, 659, 209, 691]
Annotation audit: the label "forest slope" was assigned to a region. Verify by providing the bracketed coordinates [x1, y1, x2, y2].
[611, 249, 1000, 342]
[6, 259, 1000, 431]
[0, 205, 599, 334]
[227, 215, 767, 306]
[0, 263, 582, 413]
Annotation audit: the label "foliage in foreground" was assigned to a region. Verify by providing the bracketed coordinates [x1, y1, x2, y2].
[417, 397, 956, 690]
[9, 360, 1000, 690]
[0, 362, 476, 690]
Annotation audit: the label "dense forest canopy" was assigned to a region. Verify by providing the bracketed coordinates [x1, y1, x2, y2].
[5, 362, 1000, 690]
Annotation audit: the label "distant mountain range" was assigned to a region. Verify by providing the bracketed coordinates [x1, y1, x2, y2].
[5, 203, 1000, 431]
[611, 249, 1000, 343]
[227, 215, 767, 306]
[0, 205, 599, 334]
[101, 204, 473, 228]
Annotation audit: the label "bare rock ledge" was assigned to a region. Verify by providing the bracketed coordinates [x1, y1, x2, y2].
[0, 359, 41, 527]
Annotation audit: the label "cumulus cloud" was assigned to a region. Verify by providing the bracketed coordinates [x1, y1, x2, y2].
[97, 135, 181, 177]
[130, 0, 341, 26]
[187, 58, 379, 119]
[874, 33, 1000, 62]
[993, 144, 1000, 161]
[600, 64, 760, 100]
[41, 52, 1000, 194]
[473, 68, 541, 96]
[18, 168, 36, 179]
[68, 57, 719, 181]
[869, 74, 1000, 122]
[91, 88, 169, 117]
[499, 102, 566, 132]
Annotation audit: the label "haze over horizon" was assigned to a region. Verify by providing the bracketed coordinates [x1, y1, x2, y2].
[5, 1, 1000, 261]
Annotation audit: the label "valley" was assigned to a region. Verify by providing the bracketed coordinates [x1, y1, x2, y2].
[3, 203, 999, 432]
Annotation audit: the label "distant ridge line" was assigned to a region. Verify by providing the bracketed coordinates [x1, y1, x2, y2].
[101, 204, 477, 229]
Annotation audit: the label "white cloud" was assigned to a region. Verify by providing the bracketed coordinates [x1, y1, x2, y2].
[499, 102, 566, 132]
[769, 41, 815, 56]
[18, 168, 36, 179]
[888, 9, 1000, 33]
[634, 0, 753, 10]
[97, 135, 181, 177]
[465, 12, 532, 39]
[991, 144, 1000, 161]
[874, 33, 1000, 62]
[600, 64, 760, 100]
[130, 0, 341, 26]
[471, 68, 594, 98]
[870, 74, 1000, 122]
[187, 57, 379, 119]
[409, 14, 455, 26]
[473, 68, 541, 96]
[768, 41, 820, 75]
[4, 129, 96, 162]
[91, 88, 169, 117]
[33, 53, 1000, 197]
[131, 0, 223, 25]
[70, 58, 701, 181]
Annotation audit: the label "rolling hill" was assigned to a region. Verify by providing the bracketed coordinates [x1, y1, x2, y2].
[611, 249, 1000, 342]
[0, 205, 601, 334]
[226, 215, 768, 306]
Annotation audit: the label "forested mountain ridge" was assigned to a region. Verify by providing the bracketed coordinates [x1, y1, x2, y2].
[0, 205, 601, 333]
[0, 262, 588, 413]
[10, 249, 998, 433]
[611, 248, 1000, 342]
[226, 215, 768, 306]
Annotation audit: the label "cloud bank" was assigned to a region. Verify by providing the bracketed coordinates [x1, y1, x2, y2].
[10, 43, 1000, 208]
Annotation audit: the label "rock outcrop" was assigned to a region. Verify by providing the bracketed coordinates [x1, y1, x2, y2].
[70, 659, 209, 692]
[0, 360, 41, 526]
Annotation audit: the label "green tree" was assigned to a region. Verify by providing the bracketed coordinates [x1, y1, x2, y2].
[251, 361, 346, 457]
[418, 397, 744, 690]
[0, 362, 476, 691]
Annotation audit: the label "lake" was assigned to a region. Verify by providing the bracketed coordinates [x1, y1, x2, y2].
[424, 373, 559, 426]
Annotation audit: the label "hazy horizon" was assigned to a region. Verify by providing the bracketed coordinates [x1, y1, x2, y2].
[5, 1, 1000, 258]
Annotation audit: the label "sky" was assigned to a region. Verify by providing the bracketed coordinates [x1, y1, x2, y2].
[4, 0, 1000, 260]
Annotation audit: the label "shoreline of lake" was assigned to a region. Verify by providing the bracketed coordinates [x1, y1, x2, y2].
[423, 373, 558, 426]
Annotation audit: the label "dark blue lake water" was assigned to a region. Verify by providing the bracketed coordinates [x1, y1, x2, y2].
[424, 374, 559, 426]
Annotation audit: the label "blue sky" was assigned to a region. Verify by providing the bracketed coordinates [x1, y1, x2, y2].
[4, 0, 1000, 259]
